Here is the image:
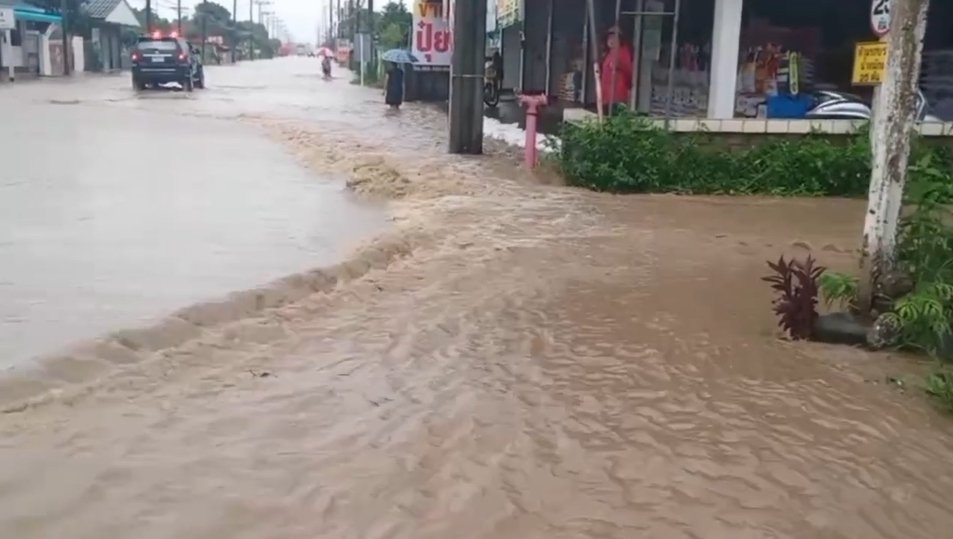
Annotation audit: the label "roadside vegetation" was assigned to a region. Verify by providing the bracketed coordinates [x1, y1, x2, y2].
[553, 111, 949, 197]
[762, 153, 953, 411]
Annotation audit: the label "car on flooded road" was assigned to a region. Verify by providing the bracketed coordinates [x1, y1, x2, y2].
[131, 33, 205, 92]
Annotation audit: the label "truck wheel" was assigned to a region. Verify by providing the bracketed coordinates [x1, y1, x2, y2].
[133, 77, 145, 91]
[183, 75, 193, 92]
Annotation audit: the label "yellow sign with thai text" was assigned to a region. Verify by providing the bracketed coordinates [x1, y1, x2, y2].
[852, 41, 888, 85]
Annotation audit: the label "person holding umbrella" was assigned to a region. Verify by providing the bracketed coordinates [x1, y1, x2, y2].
[381, 50, 417, 110]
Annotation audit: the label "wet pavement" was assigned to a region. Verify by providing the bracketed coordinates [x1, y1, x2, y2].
[2, 58, 953, 539]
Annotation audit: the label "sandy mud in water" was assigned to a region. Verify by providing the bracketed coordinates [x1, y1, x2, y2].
[3, 75, 953, 537]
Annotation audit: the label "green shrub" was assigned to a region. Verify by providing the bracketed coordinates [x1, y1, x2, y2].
[554, 111, 948, 197]
[925, 367, 953, 413]
[819, 272, 859, 310]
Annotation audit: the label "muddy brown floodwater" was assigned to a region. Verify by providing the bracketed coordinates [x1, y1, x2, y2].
[2, 60, 953, 539]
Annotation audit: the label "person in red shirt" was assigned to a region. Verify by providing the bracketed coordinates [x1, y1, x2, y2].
[600, 26, 634, 116]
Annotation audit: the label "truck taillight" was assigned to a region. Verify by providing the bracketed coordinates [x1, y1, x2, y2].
[131, 52, 139, 62]
[178, 52, 187, 61]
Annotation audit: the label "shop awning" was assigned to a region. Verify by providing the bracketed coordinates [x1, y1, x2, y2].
[14, 9, 62, 23]
[7, 1, 63, 24]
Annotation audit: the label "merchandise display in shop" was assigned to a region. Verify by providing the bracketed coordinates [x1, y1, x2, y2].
[648, 42, 711, 118]
[735, 45, 814, 118]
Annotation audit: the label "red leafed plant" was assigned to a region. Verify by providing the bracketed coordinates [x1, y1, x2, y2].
[762, 255, 826, 340]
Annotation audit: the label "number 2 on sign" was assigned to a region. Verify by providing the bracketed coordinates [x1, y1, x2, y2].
[873, 0, 889, 15]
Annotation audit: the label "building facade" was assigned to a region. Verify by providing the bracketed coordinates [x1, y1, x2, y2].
[502, 0, 953, 132]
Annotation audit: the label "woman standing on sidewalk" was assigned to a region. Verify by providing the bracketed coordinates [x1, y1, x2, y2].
[600, 26, 634, 116]
[383, 62, 404, 110]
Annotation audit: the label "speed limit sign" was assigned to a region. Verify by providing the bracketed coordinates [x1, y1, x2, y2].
[870, 0, 891, 37]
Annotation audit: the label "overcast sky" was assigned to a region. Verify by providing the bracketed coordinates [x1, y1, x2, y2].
[127, 0, 340, 45]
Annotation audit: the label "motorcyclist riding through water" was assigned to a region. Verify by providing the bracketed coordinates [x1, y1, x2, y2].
[321, 55, 332, 79]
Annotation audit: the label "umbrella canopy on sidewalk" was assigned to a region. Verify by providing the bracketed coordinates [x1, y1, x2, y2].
[316, 47, 333, 57]
[380, 49, 418, 64]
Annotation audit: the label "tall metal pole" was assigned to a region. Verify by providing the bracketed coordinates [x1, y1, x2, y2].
[145, 0, 152, 33]
[585, 0, 603, 122]
[629, 0, 643, 110]
[663, 0, 681, 123]
[177, 0, 183, 34]
[448, 0, 487, 154]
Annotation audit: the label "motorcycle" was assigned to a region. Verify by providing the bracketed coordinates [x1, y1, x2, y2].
[483, 57, 501, 108]
[805, 88, 939, 122]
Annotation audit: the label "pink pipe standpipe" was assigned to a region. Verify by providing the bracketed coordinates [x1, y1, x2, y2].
[518, 94, 548, 168]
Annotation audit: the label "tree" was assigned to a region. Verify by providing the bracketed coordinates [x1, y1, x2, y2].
[194, 1, 231, 23]
[378, 1, 411, 49]
[857, 0, 932, 314]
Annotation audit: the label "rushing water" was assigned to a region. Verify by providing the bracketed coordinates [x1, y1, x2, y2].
[1, 59, 953, 539]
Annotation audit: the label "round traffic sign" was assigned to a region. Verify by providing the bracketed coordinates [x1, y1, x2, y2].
[870, 0, 891, 37]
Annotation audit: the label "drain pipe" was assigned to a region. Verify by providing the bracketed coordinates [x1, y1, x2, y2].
[519, 93, 548, 168]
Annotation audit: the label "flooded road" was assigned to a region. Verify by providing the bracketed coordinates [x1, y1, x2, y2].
[0, 68, 386, 367]
[2, 58, 953, 539]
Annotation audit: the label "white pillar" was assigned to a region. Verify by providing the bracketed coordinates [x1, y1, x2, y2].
[707, 0, 742, 119]
[3, 29, 13, 82]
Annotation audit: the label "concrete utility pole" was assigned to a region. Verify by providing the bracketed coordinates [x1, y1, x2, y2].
[348, 0, 354, 41]
[367, 0, 374, 71]
[177, 0, 183, 34]
[857, 0, 931, 314]
[145, 0, 152, 33]
[248, 0, 255, 60]
[232, 0, 237, 62]
[200, 1, 208, 58]
[448, 0, 487, 154]
[60, 0, 69, 75]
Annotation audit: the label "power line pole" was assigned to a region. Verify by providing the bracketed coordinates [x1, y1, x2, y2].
[200, 1, 208, 59]
[231, 0, 237, 62]
[145, 0, 152, 33]
[448, 0, 487, 154]
[348, 0, 354, 41]
[60, 0, 69, 75]
[367, 0, 374, 71]
[177, 0, 183, 34]
[857, 0, 932, 314]
[248, 0, 255, 60]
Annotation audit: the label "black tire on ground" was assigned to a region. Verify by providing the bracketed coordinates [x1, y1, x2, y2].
[195, 72, 205, 89]
[183, 75, 194, 92]
[132, 77, 145, 91]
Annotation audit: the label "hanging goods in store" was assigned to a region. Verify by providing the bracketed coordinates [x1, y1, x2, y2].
[788, 52, 800, 96]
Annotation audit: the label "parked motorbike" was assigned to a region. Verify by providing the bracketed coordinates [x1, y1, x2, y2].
[805, 88, 939, 122]
[483, 57, 501, 108]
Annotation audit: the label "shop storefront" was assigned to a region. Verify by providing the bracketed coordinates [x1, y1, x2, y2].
[514, 0, 953, 128]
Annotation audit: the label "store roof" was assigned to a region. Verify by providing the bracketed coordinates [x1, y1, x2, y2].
[83, 0, 140, 27]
